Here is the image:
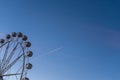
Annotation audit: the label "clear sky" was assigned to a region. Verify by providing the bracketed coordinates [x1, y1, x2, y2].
[0, 0, 120, 80]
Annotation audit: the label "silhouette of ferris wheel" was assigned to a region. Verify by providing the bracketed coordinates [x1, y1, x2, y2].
[0, 32, 33, 80]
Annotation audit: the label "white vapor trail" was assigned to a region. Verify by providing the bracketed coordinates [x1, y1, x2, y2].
[40, 47, 63, 56]
[32, 47, 63, 60]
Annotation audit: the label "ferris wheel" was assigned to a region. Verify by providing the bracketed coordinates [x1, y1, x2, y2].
[0, 32, 33, 80]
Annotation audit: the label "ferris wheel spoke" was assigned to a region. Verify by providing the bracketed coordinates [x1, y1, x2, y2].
[0, 41, 10, 48]
[2, 54, 23, 74]
[0, 48, 3, 67]
[1, 42, 10, 67]
[2, 73, 21, 76]
[3, 42, 19, 68]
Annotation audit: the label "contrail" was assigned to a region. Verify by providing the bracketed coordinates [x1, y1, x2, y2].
[40, 47, 63, 56]
[32, 47, 63, 60]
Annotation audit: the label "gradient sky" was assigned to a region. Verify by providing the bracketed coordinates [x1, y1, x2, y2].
[0, 0, 120, 80]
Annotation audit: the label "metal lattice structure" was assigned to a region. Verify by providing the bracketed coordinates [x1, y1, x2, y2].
[0, 32, 33, 80]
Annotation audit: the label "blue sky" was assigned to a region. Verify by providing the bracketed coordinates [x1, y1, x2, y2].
[0, 0, 120, 80]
